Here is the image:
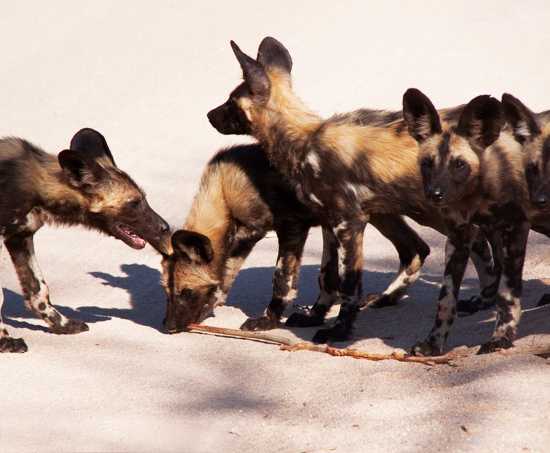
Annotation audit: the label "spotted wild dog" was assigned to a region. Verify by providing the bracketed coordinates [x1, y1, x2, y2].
[207, 36, 499, 343]
[0, 128, 170, 352]
[501, 93, 550, 306]
[160, 144, 431, 333]
[401, 88, 537, 355]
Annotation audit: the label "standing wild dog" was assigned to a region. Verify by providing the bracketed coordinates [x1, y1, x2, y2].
[0, 128, 170, 352]
[160, 144, 431, 333]
[402, 89, 533, 355]
[207, 37, 499, 343]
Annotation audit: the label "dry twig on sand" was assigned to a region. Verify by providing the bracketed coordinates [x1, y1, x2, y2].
[187, 323, 460, 366]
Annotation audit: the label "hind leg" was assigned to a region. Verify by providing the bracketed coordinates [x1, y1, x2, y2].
[367, 215, 430, 309]
[4, 232, 88, 335]
[0, 237, 28, 353]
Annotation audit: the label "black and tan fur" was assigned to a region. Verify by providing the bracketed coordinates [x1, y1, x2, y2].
[207, 37, 498, 343]
[160, 144, 431, 333]
[0, 128, 170, 352]
[402, 88, 534, 355]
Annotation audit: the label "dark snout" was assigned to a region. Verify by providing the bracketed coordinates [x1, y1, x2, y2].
[207, 101, 250, 135]
[163, 298, 207, 334]
[139, 203, 171, 254]
[426, 185, 446, 205]
[532, 190, 550, 210]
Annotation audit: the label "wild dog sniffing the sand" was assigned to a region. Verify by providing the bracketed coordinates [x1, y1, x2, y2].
[0, 128, 170, 352]
[402, 89, 534, 355]
[207, 37, 498, 343]
[160, 144, 431, 333]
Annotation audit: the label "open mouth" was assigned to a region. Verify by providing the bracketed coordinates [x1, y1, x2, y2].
[115, 223, 146, 249]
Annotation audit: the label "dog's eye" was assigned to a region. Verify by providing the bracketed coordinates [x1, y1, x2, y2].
[454, 159, 466, 170]
[421, 157, 434, 168]
[126, 199, 142, 209]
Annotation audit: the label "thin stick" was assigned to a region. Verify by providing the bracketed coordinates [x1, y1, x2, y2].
[187, 323, 459, 366]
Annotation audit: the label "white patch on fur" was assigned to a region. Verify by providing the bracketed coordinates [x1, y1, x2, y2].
[213, 288, 226, 308]
[305, 151, 321, 177]
[309, 193, 324, 206]
[382, 255, 422, 296]
[283, 288, 298, 302]
[515, 121, 531, 138]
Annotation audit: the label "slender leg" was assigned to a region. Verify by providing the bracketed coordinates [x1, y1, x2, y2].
[4, 232, 88, 334]
[478, 222, 530, 354]
[241, 224, 309, 331]
[367, 214, 430, 308]
[456, 230, 500, 315]
[286, 226, 338, 327]
[0, 237, 28, 352]
[412, 224, 476, 356]
[311, 220, 367, 344]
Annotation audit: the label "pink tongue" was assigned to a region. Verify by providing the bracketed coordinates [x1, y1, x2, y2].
[119, 225, 146, 248]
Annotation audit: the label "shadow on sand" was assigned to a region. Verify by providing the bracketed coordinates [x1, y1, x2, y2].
[3, 261, 549, 350]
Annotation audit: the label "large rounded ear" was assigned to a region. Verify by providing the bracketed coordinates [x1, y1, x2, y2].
[501, 93, 541, 145]
[456, 95, 503, 149]
[171, 230, 214, 264]
[70, 128, 116, 165]
[58, 150, 103, 187]
[230, 40, 270, 99]
[257, 36, 293, 74]
[402, 88, 442, 143]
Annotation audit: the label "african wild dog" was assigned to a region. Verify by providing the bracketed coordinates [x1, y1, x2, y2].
[402, 88, 535, 355]
[501, 93, 550, 306]
[207, 36, 498, 344]
[160, 144, 431, 333]
[0, 128, 170, 352]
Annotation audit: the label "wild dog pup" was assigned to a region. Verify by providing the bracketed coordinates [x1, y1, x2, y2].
[208, 37, 498, 343]
[0, 128, 170, 352]
[160, 144, 430, 333]
[402, 89, 532, 355]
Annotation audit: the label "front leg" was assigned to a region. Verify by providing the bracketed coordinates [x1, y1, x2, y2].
[0, 237, 28, 353]
[412, 225, 476, 356]
[478, 222, 529, 354]
[242, 224, 309, 331]
[286, 226, 338, 327]
[312, 220, 367, 344]
[4, 232, 88, 334]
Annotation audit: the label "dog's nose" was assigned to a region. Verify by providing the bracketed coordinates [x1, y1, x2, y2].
[534, 194, 548, 208]
[430, 187, 444, 202]
[160, 221, 170, 234]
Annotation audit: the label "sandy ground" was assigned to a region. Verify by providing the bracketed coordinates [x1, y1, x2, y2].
[1, 1, 550, 452]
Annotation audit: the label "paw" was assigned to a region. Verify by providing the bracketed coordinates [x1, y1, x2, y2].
[286, 311, 325, 328]
[411, 339, 443, 357]
[240, 316, 280, 331]
[311, 323, 351, 344]
[477, 337, 514, 355]
[50, 319, 89, 335]
[366, 293, 399, 309]
[0, 336, 28, 353]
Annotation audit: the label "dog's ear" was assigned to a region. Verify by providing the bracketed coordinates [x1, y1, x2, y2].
[402, 88, 442, 143]
[501, 93, 541, 145]
[171, 230, 214, 264]
[456, 95, 503, 149]
[58, 150, 105, 187]
[70, 128, 116, 165]
[230, 40, 270, 99]
[257, 36, 292, 74]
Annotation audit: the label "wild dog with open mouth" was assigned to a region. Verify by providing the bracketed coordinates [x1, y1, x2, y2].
[0, 128, 170, 352]
[160, 144, 431, 333]
[207, 37, 498, 344]
[402, 89, 535, 355]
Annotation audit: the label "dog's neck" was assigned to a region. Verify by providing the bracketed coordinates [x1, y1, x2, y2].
[252, 73, 322, 177]
[36, 157, 91, 226]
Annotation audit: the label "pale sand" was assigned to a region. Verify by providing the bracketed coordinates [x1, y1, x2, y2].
[1, 2, 549, 452]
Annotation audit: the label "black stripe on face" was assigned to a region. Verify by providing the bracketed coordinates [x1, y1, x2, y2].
[437, 132, 451, 159]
